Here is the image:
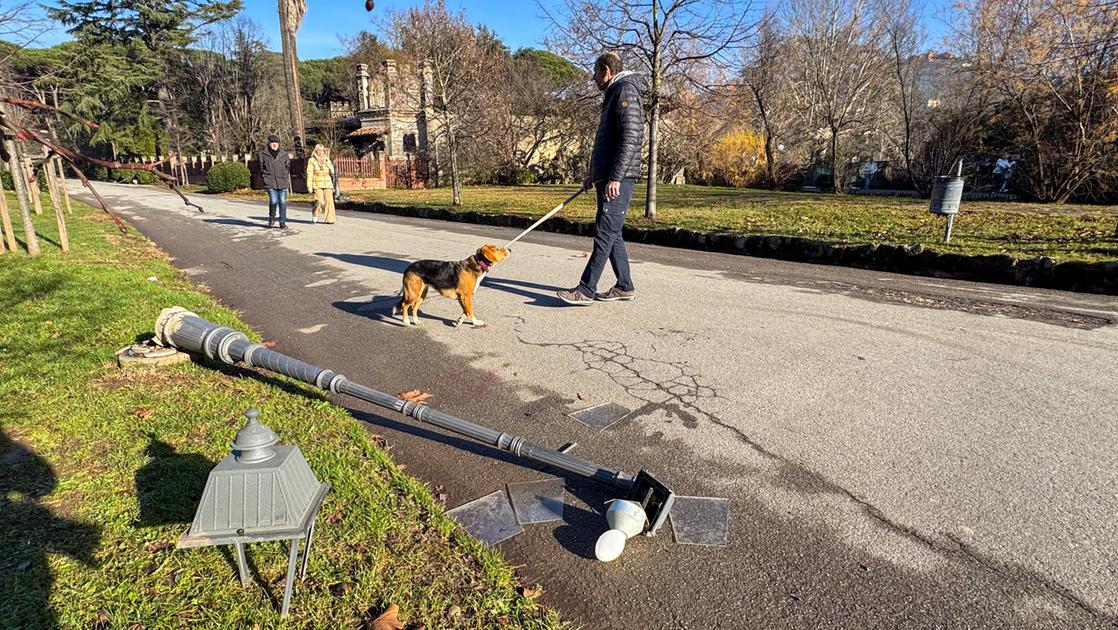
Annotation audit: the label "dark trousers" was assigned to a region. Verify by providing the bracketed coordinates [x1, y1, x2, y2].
[577, 178, 636, 297]
[266, 188, 288, 223]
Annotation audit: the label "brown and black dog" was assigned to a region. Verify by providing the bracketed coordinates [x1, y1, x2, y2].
[395, 244, 510, 328]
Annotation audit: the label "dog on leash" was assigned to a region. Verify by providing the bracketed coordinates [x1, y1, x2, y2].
[395, 244, 510, 328]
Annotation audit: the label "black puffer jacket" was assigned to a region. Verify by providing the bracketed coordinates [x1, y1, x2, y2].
[589, 71, 644, 182]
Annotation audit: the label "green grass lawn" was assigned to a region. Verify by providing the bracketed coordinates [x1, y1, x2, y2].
[210, 182, 1118, 263]
[0, 194, 564, 629]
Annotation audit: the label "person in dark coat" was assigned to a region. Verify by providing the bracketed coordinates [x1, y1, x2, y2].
[258, 134, 291, 228]
[557, 51, 644, 305]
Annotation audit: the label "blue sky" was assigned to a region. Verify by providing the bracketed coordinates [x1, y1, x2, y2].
[27, 0, 554, 59]
[28, 0, 958, 59]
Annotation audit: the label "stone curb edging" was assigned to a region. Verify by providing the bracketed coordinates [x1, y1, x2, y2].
[337, 199, 1118, 296]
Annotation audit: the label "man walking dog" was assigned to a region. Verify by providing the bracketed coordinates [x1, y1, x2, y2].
[557, 52, 644, 305]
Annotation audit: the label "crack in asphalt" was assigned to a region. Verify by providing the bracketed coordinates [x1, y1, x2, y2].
[518, 329, 1116, 625]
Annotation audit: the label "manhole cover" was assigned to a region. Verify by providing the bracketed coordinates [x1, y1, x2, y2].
[568, 402, 631, 431]
[506, 478, 565, 524]
[447, 491, 523, 545]
[670, 496, 730, 546]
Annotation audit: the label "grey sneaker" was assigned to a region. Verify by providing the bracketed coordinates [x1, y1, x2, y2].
[557, 288, 594, 305]
[595, 286, 635, 301]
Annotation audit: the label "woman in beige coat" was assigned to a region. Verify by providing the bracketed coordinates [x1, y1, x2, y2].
[305, 144, 336, 224]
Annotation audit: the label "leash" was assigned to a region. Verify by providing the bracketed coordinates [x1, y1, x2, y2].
[474, 184, 590, 290]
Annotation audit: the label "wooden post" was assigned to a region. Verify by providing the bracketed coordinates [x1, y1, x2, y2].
[43, 163, 60, 211]
[23, 154, 43, 215]
[54, 158, 72, 214]
[44, 163, 69, 252]
[0, 171, 15, 253]
[5, 140, 39, 255]
[0, 175, 7, 253]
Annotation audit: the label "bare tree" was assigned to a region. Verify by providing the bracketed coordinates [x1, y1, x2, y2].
[959, 0, 1118, 202]
[782, 0, 889, 193]
[222, 17, 287, 154]
[542, 0, 757, 219]
[388, 0, 490, 205]
[876, 0, 923, 183]
[739, 15, 802, 189]
[0, 2, 62, 99]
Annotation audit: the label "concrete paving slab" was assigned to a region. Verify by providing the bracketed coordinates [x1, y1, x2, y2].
[568, 401, 631, 431]
[447, 490, 523, 546]
[670, 496, 731, 546]
[507, 478, 565, 524]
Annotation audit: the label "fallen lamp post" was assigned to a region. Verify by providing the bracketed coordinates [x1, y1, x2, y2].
[177, 408, 330, 617]
[154, 307, 675, 561]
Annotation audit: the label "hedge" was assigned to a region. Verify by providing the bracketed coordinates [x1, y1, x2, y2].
[205, 161, 251, 193]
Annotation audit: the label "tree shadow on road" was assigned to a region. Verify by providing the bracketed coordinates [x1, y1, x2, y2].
[313, 251, 568, 307]
[332, 297, 461, 328]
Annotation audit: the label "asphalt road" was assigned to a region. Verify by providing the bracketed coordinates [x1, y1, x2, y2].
[74, 182, 1118, 629]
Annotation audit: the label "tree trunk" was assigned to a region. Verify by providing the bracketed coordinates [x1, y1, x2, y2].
[763, 134, 776, 190]
[6, 140, 39, 256]
[644, 1, 662, 220]
[278, 0, 305, 156]
[645, 98, 660, 220]
[432, 137, 441, 188]
[447, 120, 462, 206]
[24, 154, 43, 215]
[829, 129, 843, 195]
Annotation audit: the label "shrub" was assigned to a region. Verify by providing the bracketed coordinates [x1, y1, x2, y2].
[490, 163, 535, 186]
[2, 167, 50, 192]
[205, 161, 251, 193]
[87, 166, 110, 182]
[110, 168, 161, 184]
[132, 169, 160, 185]
[707, 128, 767, 188]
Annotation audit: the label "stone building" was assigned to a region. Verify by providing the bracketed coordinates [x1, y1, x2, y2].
[346, 60, 434, 162]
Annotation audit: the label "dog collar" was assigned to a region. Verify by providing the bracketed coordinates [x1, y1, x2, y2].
[475, 254, 491, 272]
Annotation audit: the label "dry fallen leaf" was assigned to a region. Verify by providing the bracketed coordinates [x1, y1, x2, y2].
[368, 604, 405, 630]
[329, 581, 354, 597]
[519, 585, 544, 599]
[262, 340, 277, 348]
[447, 605, 462, 619]
[133, 407, 156, 421]
[144, 540, 173, 553]
[574, 251, 589, 258]
[396, 389, 432, 405]
[576, 392, 590, 401]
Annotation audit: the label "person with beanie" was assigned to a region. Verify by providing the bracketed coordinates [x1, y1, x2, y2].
[258, 134, 291, 228]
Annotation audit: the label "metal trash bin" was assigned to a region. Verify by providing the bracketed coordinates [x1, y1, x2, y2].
[929, 175, 963, 216]
[928, 162, 964, 241]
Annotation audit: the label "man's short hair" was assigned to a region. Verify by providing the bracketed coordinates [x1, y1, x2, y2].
[595, 52, 623, 75]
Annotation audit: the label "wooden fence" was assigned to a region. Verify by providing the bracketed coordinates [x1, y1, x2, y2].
[122, 153, 429, 192]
